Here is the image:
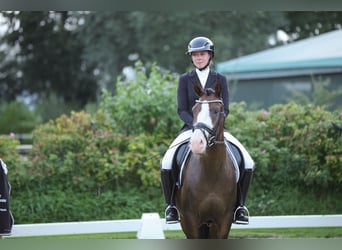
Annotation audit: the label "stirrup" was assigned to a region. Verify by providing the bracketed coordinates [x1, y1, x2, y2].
[165, 205, 180, 224]
[233, 206, 250, 225]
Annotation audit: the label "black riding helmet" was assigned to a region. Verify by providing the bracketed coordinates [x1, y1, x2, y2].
[186, 36, 214, 58]
[186, 37, 214, 70]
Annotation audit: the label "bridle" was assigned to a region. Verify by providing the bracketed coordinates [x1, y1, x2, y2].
[193, 99, 226, 147]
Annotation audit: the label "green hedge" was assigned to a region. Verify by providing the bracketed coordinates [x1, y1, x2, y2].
[228, 102, 342, 191]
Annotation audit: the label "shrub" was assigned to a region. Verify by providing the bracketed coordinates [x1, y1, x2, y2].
[227, 102, 341, 192]
[26, 110, 131, 192]
[11, 186, 164, 223]
[101, 61, 182, 136]
[24, 109, 168, 194]
[0, 134, 34, 210]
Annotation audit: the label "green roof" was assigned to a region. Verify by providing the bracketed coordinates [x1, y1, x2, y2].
[216, 29, 342, 79]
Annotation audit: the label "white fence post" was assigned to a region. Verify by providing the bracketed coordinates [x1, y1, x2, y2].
[137, 213, 165, 239]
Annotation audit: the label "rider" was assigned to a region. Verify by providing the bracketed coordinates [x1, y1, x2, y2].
[160, 36, 254, 224]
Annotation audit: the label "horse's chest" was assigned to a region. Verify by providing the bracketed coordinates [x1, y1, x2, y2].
[184, 163, 229, 194]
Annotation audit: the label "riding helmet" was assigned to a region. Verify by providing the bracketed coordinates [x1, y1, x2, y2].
[186, 36, 214, 58]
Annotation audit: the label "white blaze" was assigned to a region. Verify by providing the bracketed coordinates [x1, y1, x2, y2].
[190, 102, 212, 154]
[196, 102, 213, 128]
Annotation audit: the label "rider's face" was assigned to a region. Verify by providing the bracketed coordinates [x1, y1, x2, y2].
[191, 51, 211, 69]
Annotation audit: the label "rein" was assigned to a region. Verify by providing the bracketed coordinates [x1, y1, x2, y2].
[193, 99, 225, 147]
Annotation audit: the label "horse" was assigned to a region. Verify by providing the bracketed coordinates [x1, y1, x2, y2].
[175, 82, 237, 239]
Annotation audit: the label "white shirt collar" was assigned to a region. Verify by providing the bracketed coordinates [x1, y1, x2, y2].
[196, 67, 210, 89]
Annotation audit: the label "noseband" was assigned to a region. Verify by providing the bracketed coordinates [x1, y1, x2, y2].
[193, 99, 225, 147]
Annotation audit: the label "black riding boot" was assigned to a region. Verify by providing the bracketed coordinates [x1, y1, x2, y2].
[234, 169, 253, 224]
[161, 169, 179, 224]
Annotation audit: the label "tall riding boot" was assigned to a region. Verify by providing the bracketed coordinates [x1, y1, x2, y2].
[234, 169, 253, 224]
[161, 169, 179, 224]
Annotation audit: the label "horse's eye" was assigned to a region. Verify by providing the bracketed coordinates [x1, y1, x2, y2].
[212, 108, 219, 115]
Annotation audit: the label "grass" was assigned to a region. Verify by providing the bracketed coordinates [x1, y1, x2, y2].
[164, 227, 342, 239]
[7, 227, 341, 239]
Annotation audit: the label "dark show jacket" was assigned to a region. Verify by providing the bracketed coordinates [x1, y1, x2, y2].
[0, 159, 14, 236]
[177, 69, 229, 131]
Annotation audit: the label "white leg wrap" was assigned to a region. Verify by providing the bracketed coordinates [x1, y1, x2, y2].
[224, 132, 254, 171]
[161, 130, 192, 170]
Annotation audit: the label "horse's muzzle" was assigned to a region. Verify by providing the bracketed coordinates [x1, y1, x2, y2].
[190, 128, 207, 154]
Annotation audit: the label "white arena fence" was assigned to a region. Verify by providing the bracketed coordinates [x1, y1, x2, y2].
[5, 214, 342, 239]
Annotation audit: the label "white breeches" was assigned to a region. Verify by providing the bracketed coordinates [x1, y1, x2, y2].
[161, 130, 192, 170]
[161, 130, 254, 171]
[224, 131, 254, 171]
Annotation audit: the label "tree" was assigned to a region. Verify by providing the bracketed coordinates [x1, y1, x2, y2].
[0, 101, 40, 133]
[0, 11, 98, 108]
[283, 12, 342, 41]
[2, 11, 341, 115]
[101, 61, 181, 136]
[77, 11, 288, 87]
[76, 11, 138, 92]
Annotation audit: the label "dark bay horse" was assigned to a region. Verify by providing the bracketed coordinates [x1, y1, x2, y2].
[175, 83, 237, 239]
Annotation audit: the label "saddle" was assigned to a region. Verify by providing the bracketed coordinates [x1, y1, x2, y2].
[227, 141, 243, 175]
[173, 142, 191, 187]
[172, 141, 243, 187]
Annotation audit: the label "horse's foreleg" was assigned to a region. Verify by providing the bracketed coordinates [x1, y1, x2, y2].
[180, 216, 201, 239]
[215, 221, 232, 239]
[204, 218, 232, 239]
[199, 224, 210, 238]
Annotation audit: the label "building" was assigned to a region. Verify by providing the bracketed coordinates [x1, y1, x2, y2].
[216, 29, 342, 109]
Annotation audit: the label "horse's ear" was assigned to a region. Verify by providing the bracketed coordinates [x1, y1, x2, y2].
[194, 83, 204, 97]
[215, 82, 221, 98]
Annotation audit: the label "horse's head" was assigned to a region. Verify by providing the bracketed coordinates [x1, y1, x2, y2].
[190, 83, 226, 155]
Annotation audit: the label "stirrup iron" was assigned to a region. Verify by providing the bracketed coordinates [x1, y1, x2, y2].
[165, 205, 180, 224]
[233, 206, 250, 224]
